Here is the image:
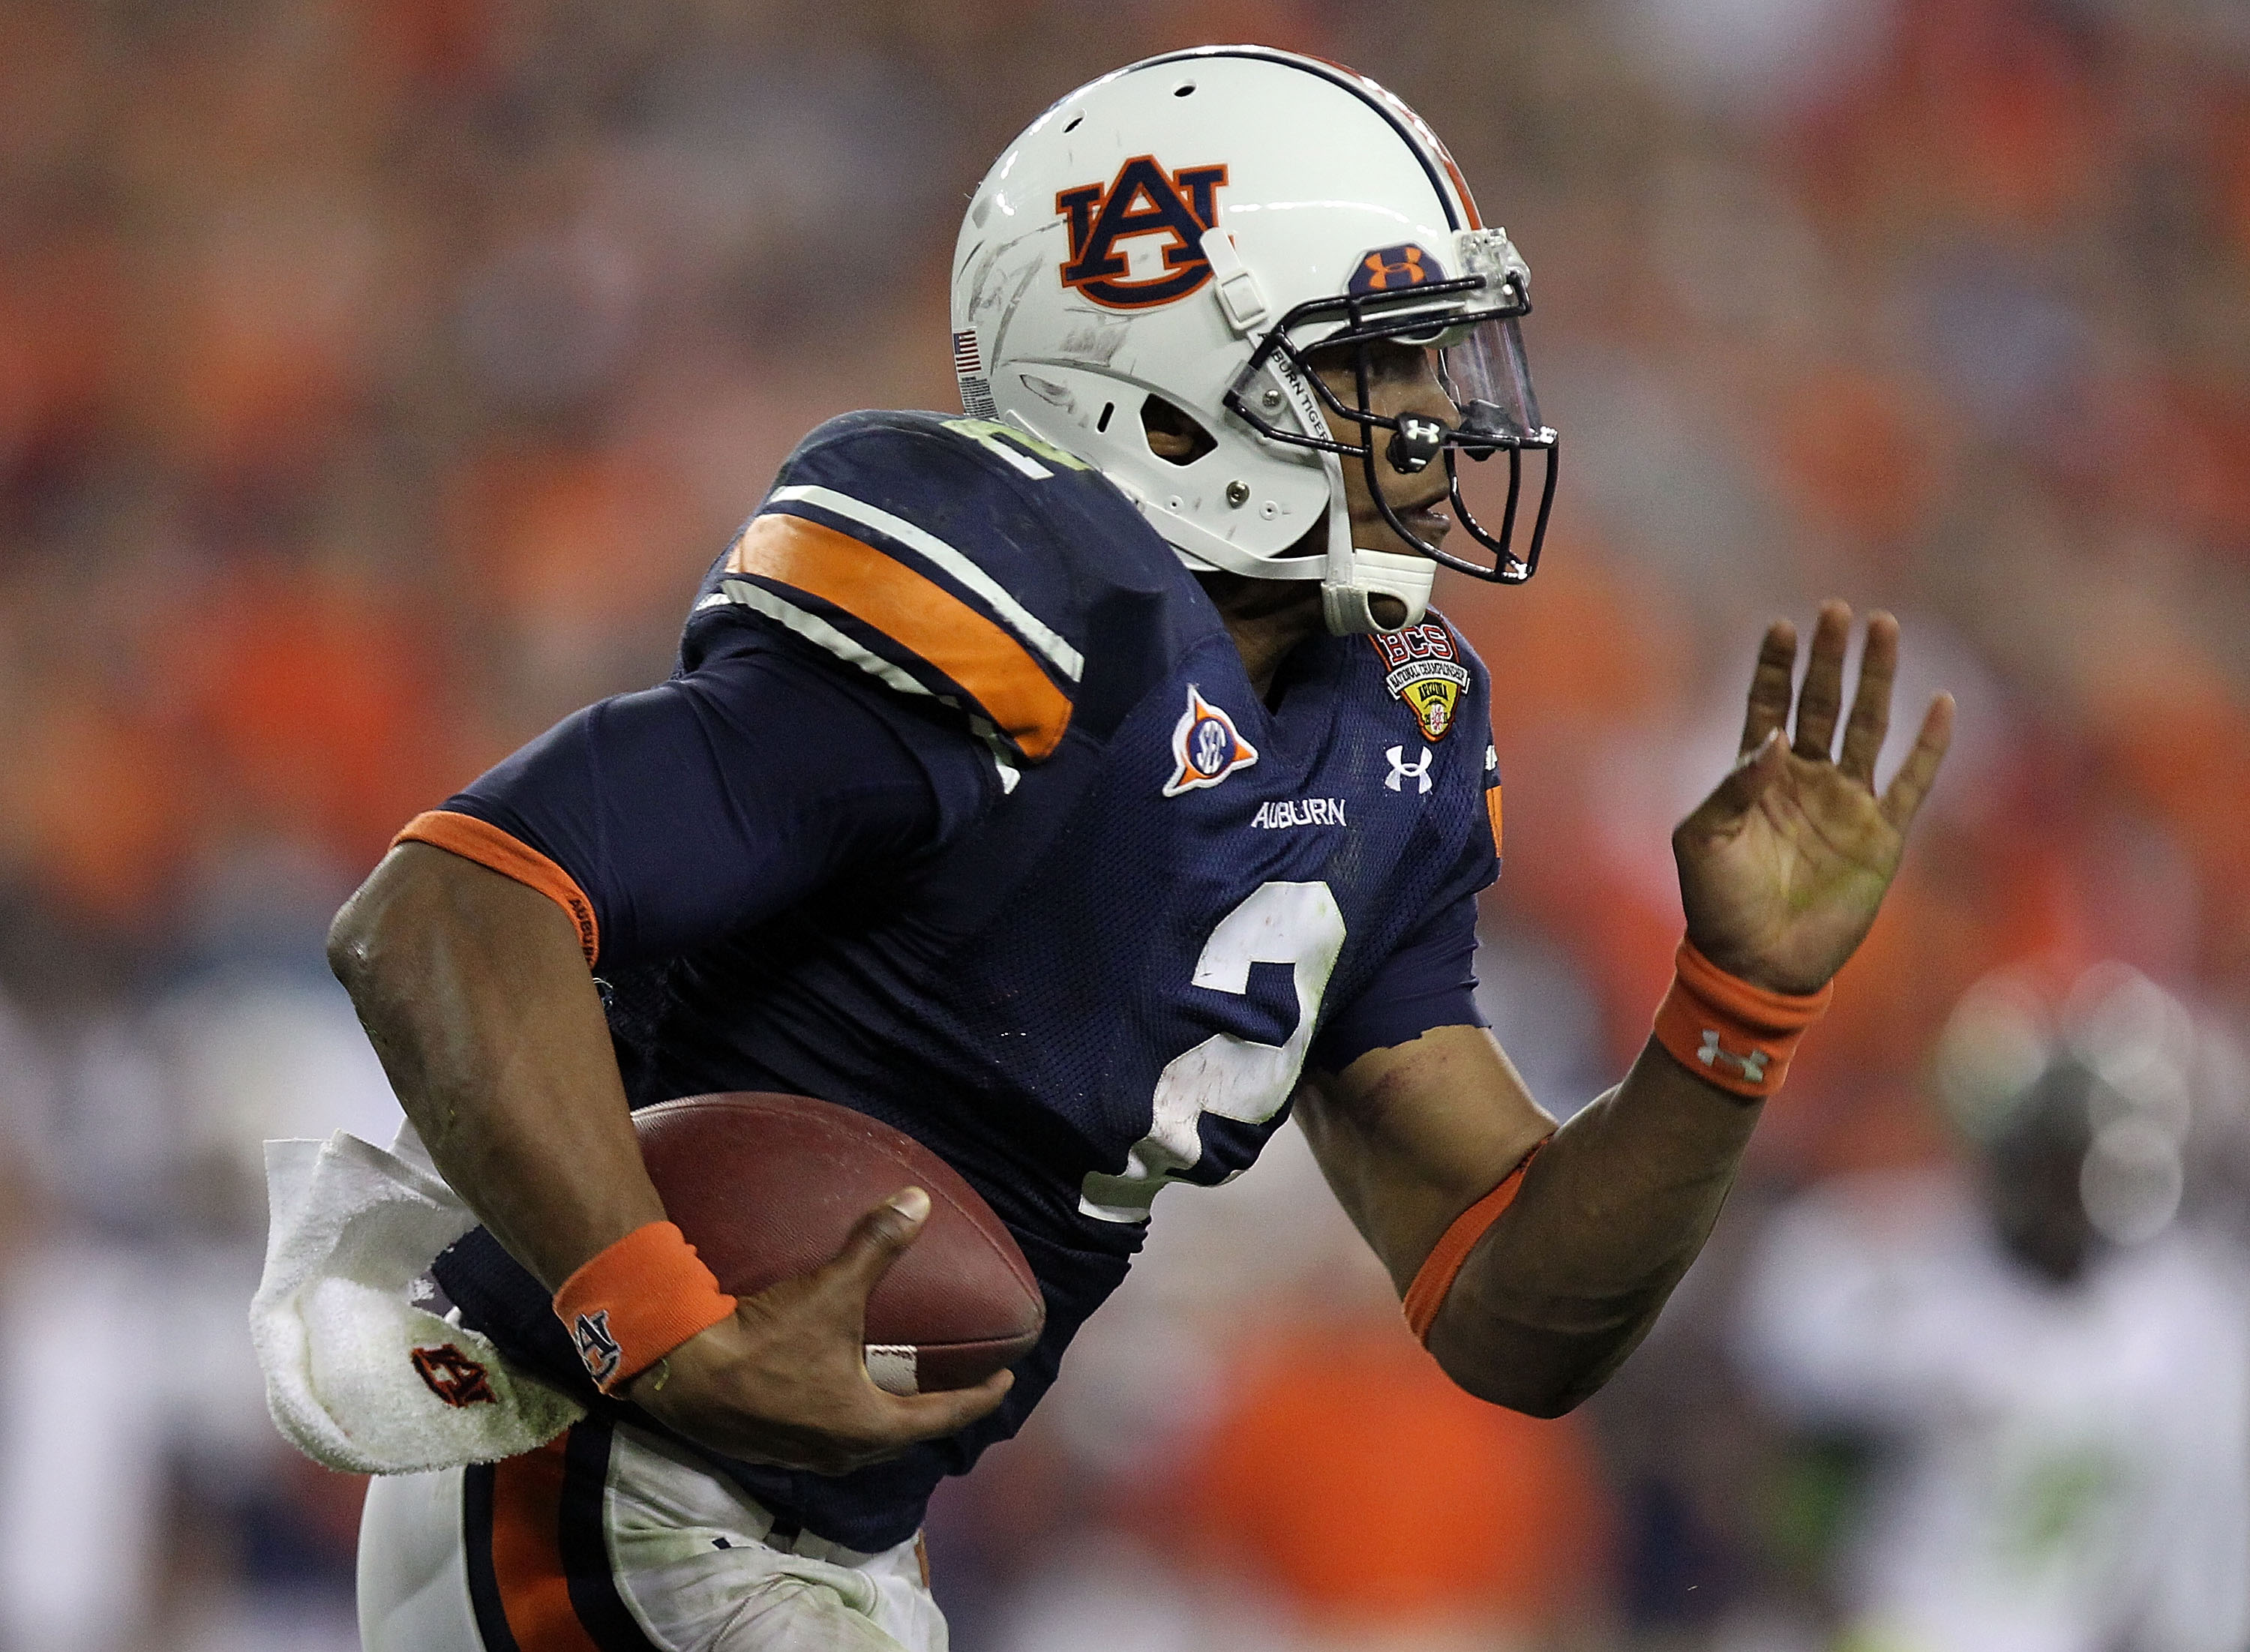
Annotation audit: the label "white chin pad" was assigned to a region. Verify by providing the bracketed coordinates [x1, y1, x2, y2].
[1321, 547, 1436, 635]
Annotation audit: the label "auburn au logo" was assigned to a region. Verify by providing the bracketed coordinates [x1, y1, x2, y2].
[572, 1309, 622, 1384]
[410, 1343, 498, 1408]
[1058, 157, 1228, 309]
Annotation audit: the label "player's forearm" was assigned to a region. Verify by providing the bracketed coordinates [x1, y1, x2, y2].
[1426, 1036, 1756, 1416]
[327, 844, 665, 1289]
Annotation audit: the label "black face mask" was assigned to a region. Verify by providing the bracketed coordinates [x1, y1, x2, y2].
[1222, 272, 1559, 584]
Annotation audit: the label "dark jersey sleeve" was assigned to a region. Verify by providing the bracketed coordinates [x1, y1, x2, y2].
[406, 628, 998, 970]
[1309, 886, 1488, 1074]
[1308, 728, 1504, 1074]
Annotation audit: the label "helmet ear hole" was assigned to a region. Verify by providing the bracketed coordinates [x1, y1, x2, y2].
[1141, 394, 1216, 466]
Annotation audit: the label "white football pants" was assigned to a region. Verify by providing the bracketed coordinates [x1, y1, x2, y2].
[358, 1419, 946, 1652]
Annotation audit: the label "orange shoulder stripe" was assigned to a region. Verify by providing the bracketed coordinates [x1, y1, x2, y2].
[724, 512, 1073, 760]
[488, 1436, 602, 1652]
[1402, 1135, 1550, 1342]
[1485, 782, 1503, 859]
[394, 811, 599, 967]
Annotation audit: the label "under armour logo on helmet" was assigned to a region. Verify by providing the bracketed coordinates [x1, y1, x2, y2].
[1697, 1030, 1768, 1083]
[1385, 745, 1432, 794]
[1349, 242, 1444, 295]
[1388, 415, 1446, 474]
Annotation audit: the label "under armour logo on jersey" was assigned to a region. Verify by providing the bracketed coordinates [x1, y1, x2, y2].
[1385, 745, 1432, 794]
[572, 1310, 622, 1385]
[410, 1343, 498, 1408]
[1058, 158, 1229, 310]
[1163, 685, 1258, 796]
[1698, 1030, 1767, 1084]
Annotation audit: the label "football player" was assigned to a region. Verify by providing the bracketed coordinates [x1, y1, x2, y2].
[331, 46, 1951, 1651]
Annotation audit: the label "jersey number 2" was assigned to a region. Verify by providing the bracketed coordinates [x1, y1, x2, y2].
[1079, 881, 1346, 1224]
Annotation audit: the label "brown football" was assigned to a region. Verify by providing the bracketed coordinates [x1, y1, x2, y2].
[632, 1091, 1044, 1394]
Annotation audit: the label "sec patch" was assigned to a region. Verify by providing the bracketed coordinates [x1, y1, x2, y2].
[1370, 623, 1468, 742]
[1162, 685, 1259, 796]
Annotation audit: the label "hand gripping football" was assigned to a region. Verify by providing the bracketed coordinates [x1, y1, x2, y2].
[631, 1092, 1044, 1395]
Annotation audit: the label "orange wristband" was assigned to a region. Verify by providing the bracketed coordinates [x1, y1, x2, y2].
[551, 1222, 736, 1394]
[1403, 1135, 1551, 1342]
[1652, 939, 1832, 1101]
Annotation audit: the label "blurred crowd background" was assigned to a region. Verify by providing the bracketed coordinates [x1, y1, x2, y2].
[4, 0, 2250, 1648]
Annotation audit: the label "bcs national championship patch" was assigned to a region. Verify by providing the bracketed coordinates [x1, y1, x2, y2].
[1162, 684, 1259, 796]
[1370, 622, 1468, 742]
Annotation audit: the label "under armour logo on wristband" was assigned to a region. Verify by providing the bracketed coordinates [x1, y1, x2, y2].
[572, 1309, 622, 1384]
[1698, 1030, 1768, 1084]
[1656, 940, 1828, 1101]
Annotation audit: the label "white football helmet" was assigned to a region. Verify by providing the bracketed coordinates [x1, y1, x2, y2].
[949, 45, 1557, 635]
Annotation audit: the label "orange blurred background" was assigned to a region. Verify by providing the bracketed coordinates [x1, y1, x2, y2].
[3, 2, 2248, 1649]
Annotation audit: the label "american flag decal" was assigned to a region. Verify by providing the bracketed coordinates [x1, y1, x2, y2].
[953, 328, 998, 419]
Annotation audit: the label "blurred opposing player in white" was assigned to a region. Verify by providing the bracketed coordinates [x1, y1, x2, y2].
[1741, 965, 2250, 1652]
[0, 970, 400, 1652]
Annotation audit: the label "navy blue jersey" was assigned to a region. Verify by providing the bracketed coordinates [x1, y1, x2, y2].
[420, 409, 1503, 1550]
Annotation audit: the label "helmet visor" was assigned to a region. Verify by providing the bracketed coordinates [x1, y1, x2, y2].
[1438, 315, 1546, 448]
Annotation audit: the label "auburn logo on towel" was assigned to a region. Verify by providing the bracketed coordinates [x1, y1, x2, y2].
[411, 1343, 498, 1408]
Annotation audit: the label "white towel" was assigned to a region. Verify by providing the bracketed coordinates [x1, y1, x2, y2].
[250, 1123, 583, 1474]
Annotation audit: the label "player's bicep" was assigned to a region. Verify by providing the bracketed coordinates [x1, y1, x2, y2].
[1297, 1024, 1554, 1296]
[1299, 886, 1546, 1287]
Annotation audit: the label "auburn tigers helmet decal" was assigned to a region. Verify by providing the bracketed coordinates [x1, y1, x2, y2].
[1057, 158, 1229, 309]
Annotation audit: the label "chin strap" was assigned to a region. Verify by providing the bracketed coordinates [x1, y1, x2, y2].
[1131, 383, 1438, 637]
[1313, 427, 1436, 636]
[1321, 545, 1437, 634]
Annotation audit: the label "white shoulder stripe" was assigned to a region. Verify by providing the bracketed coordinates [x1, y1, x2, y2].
[701, 581, 1022, 793]
[704, 580, 928, 700]
[767, 484, 1085, 684]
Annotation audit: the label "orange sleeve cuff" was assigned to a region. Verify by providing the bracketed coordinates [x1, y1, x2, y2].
[394, 810, 600, 967]
[1651, 938, 1832, 1100]
[1403, 1135, 1551, 1342]
[551, 1222, 736, 1394]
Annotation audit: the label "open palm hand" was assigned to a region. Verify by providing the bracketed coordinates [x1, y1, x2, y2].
[1675, 603, 1954, 996]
